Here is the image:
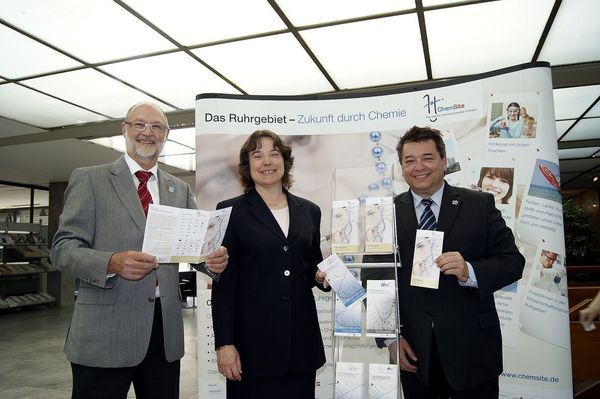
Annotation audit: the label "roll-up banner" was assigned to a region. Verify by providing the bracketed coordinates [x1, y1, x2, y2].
[196, 62, 571, 398]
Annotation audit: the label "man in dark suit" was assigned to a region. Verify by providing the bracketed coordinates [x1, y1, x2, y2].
[388, 126, 524, 398]
[51, 102, 229, 399]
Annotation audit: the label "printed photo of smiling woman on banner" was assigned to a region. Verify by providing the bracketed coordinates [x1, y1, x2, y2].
[194, 62, 570, 399]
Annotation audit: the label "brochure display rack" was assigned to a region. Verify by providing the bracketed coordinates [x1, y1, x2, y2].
[327, 166, 401, 398]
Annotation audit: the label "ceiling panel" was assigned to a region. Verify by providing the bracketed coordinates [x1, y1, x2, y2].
[161, 140, 193, 157]
[0, 117, 48, 139]
[560, 118, 600, 142]
[559, 157, 600, 174]
[100, 52, 240, 110]
[89, 136, 126, 153]
[553, 85, 600, 119]
[561, 173, 600, 190]
[587, 101, 600, 118]
[0, 83, 106, 128]
[558, 147, 600, 160]
[192, 33, 334, 95]
[0, 0, 175, 64]
[555, 120, 575, 138]
[158, 154, 195, 172]
[0, 24, 82, 79]
[123, 0, 286, 46]
[422, 1, 472, 6]
[23, 69, 176, 118]
[168, 128, 196, 148]
[300, 14, 426, 89]
[278, 0, 415, 26]
[426, 0, 554, 78]
[539, 0, 600, 66]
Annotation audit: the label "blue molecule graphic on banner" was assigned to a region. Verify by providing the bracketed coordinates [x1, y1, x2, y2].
[369, 131, 382, 142]
[371, 146, 383, 158]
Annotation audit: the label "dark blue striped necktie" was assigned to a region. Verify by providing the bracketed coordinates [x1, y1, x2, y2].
[419, 198, 437, 230]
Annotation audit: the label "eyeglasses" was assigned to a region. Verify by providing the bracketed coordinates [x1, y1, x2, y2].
[124, 121, 169, 134]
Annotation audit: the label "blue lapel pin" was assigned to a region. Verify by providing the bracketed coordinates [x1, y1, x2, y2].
[168, 186, 175, 193]
[452, 200, 458, 205]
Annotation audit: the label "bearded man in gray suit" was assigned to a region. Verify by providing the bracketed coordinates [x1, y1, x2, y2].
[51, 102, 228, 399]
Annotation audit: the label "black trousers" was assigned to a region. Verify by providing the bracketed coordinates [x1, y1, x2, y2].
[226, 370, 316, 399]
[71, 298, 180, 399]
[401, 332, 499, 399]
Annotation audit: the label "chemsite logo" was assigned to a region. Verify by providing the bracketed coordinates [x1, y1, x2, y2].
[423, 93, 467, 122]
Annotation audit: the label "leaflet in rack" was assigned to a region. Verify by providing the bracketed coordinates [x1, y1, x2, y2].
[335, 362, 364, 399]
[331, 199, 360, 253]
[334, 296, 362, 337]
[366, 280, 396, 338]
[368, 363, 398, 399]
[142, 204, 232, 263]
[364, 197, 394, 253]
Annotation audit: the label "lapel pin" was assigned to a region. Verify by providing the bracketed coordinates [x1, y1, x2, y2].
[168, 186, 175, 193]
[452, 200, 458, 205]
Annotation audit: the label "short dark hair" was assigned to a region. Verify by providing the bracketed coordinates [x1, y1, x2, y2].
[396, 126, 446, 163]
[238, 130, 294, 193]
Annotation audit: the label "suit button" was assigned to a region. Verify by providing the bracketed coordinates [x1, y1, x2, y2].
[281, 296, 289, 301]
[284, 270, 291, 276]
[283, 245, 289, 251]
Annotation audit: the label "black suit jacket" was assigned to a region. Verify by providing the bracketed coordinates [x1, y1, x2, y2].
[395, 182, 524, 390]
[211, 190, 329, 377]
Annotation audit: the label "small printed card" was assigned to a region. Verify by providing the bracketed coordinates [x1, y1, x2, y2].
[410, 229, 444, 289]
[318, 254, 367, 308]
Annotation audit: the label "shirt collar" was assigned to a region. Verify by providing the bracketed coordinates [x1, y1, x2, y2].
[124, 153, 158, 177]
[411, 182, 445, 208]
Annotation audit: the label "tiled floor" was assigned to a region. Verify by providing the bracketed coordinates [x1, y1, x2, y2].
[0, 304, 199, 399]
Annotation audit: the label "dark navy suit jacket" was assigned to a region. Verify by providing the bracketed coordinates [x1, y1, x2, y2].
[211, 189, 329, 377]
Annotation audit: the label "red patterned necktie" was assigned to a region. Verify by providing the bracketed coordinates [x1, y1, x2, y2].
[135, 171, 153, 216]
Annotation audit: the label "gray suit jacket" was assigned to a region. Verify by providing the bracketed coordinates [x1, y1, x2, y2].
[51, 155, 197, 367]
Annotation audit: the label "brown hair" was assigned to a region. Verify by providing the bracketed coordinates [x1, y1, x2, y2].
[238, 130, 294, 193]
[477, 167, 514, 204]
[396, 126, 446, 163]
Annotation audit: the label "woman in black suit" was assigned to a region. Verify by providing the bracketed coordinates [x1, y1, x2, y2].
[211, 130, 330, 398]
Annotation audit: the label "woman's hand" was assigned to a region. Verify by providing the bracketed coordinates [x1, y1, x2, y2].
[315, 270, 329, 288]
[217, 345, 242, 381]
